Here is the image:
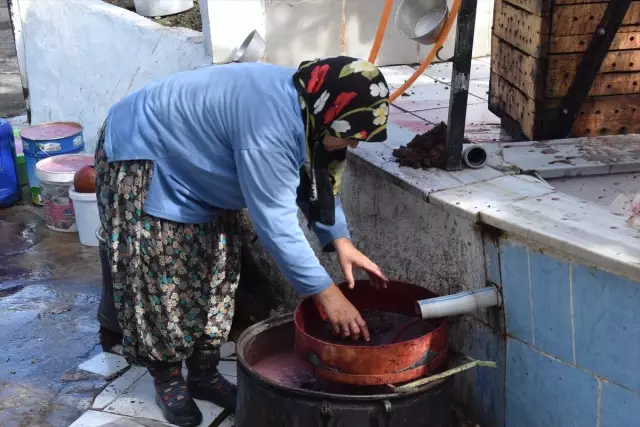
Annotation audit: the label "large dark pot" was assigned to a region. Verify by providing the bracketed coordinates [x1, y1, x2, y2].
[235, 314, 452, 427]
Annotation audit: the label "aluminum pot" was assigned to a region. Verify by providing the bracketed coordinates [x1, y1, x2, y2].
[232, 30, 266, 63]
[133, 0, 194, 17]
[396, 0, 448, 45]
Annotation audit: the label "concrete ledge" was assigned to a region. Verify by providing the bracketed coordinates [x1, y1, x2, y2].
[350, 123, 640, 282]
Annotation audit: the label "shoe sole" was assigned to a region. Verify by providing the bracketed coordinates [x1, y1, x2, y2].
[155, 394, 203, 427]
[189, 389, 237, 413]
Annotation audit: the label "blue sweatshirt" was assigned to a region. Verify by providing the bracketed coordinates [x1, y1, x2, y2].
[104, 62, 350, 296]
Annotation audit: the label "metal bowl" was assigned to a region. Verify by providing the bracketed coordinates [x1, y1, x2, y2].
[294, 280, 449, 386]
[396, 0, 448, 45]
[233, 30, 266, 63]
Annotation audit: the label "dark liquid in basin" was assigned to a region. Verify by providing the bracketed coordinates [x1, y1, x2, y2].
[310, 309, 435, 346]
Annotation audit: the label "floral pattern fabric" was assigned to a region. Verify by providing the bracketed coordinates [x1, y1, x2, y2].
[94, 127, 241, 363]
[292, 56, 390, 227]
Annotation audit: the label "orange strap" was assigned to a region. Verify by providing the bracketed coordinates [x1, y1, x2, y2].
[368, 0, 395, 63]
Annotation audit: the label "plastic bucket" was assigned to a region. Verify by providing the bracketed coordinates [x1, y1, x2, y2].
[69, 187, 100, 246]
[35, 154, 93, 232]
[20, 122, 84, 205]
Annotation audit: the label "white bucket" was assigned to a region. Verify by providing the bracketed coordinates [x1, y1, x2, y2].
[69, 187, 100, 247]
[35, 153, 93, 232]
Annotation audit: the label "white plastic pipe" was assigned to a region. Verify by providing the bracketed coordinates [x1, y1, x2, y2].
[462, 144, 488, 169]
[416, 286, 501, 319]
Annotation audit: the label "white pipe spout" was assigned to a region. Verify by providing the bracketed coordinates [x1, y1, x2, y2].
[416, 286, 502, 319]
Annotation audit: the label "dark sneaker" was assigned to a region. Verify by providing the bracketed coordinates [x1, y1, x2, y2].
[187, 371, 237, 412]
[186, 346, 237, 411]
[148, 364, 203, 427]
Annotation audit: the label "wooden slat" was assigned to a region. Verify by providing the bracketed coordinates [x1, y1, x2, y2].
[547, 71, 640, 97]
[550, 27, 640, 53]
[546, 50, 640, 97]
[502, 0, 549, 16]
[573, 94, 640, 135]
[489, 72, 538, 138]
[493, 0, 549, 58]
[491, 36, 544, 99]
[489, 72, 640, 139]
[552, 2, 640, 36]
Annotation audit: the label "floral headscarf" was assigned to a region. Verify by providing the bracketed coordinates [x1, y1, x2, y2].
[293, 56, 390, 228]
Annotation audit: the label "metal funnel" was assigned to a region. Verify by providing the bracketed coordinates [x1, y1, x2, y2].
[233, 30, 266, 63]
[396, 0, 448, 45]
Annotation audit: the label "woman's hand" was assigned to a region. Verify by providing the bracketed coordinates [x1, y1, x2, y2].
[333, 238, 388, 289]
[312, 284, 370, 341]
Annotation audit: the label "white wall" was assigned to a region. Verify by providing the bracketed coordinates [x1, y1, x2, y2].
[14, 0, 493, 151]
[16, 0, 210, 152]
[205, 0, 494, 67]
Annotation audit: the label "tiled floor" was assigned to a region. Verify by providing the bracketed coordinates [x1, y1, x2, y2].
[70, 342, 237, 426]
[382, 58, 513, 144]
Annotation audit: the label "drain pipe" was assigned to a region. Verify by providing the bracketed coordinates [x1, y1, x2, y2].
[416, 286, 502, 319]
[462, 144, 488, 169]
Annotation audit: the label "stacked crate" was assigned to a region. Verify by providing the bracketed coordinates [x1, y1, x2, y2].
[489, 0, 640, 140]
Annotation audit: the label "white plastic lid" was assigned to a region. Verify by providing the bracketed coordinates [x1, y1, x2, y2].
[35, 153, 94, 183]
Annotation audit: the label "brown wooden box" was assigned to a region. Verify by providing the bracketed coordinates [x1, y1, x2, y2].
[489, 0, 640, 140]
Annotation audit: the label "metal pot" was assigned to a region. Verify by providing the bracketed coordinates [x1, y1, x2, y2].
[236, 314, 452, 427]
[230, 30, 266, 63]
[294, 280, 449, 386]
[133, 0, 194, 17]
[396, 0, 448, 45]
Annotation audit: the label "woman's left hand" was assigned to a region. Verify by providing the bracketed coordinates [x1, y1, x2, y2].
[333, 238, 388, 289]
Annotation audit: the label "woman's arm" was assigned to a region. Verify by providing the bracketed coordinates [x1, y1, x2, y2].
[234, 148, 370, 341]
[297, 197, 350, 252]
[235, 149, 331, 297]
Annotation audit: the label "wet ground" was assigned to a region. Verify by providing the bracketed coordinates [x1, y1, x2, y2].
[0, 204, 105, 427]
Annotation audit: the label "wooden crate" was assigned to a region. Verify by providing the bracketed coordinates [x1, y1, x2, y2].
[489, 0, 640, 140]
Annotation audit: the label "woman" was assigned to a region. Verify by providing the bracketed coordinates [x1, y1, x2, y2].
[95, 56, 390, 426]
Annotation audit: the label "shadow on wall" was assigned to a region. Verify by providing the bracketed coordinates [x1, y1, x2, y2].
[265, 0, 344, 66]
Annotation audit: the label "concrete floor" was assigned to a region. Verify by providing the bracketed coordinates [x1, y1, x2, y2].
[0, 204, 105, 427]
[1, 0, 26, 118]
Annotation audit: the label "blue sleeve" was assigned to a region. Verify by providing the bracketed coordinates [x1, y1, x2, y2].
[234, 149, 334, 297]
[297, 197, 351, 251]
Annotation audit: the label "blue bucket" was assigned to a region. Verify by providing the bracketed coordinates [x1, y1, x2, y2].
[20, 122, 85, 205]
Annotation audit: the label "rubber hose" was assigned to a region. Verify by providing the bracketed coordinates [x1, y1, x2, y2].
[368, 0, 395, 63]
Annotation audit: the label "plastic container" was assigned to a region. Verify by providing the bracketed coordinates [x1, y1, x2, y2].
[69, 187, 100, 246]
[35, 154, 93, 232]
[0, 118, 20, 207]
[20, 122, 84, 205]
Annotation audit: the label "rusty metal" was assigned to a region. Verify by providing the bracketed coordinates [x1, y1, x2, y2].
[294, 280, 449, 386]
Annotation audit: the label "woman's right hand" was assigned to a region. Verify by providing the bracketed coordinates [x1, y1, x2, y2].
[312, 284, 370, 342]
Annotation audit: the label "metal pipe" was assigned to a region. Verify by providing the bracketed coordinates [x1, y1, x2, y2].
[415, 286, 501, 319]
[462, 144, 487, 169]
[444, 0, 478, 171]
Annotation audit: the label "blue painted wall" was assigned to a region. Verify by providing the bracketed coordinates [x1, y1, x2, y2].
[498, 239, 640, 427]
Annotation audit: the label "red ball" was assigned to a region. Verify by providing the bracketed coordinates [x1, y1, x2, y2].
[74, 165, 96, 193]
